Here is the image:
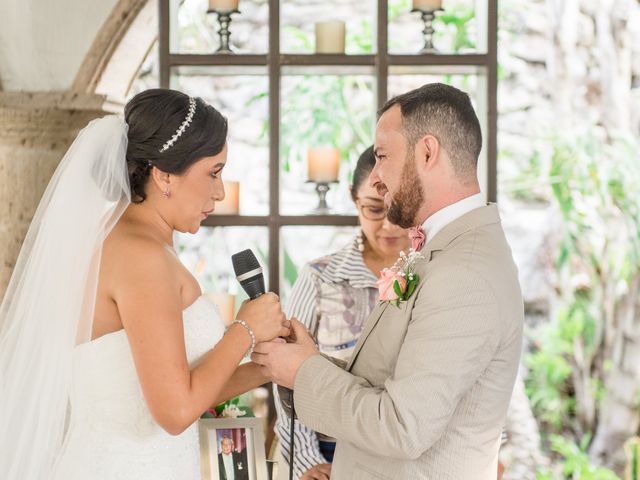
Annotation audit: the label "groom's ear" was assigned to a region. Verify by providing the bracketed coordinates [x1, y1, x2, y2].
[420, 134, 440, 170]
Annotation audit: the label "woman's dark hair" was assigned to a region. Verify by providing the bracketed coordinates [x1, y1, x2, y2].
[124, 88, 228, 203]
[350, 145, 376, 202]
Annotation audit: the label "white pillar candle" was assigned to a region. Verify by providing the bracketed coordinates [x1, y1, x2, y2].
[208, 0, 239, 11]
[412, 0, 443, 9]
[213, 180, 240, 215]
[308, 147, 340, 182]
[315, 21, 346, 54]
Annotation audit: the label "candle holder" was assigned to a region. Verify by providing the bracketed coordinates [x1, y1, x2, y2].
[207, 8, 240, 54]
[307, 180, 338, 213]
[411, 7, 443, 53]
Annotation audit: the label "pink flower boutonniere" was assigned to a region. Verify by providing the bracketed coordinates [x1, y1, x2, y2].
[377, 250, 424, 307]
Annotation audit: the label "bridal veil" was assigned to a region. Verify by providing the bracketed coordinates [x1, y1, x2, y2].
[0, 115, 131, 479]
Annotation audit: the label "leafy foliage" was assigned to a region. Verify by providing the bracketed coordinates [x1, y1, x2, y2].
[535, 435, 619, 480]
[524, 130, 640, 478]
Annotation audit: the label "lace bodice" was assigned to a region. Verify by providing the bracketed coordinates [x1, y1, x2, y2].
[51, 296, 225, 480]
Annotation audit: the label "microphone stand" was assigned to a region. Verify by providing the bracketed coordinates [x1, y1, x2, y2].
[288, 403, 295, 480]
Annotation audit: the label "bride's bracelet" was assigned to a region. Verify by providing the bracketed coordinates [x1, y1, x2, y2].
[230, 319, 256, 357]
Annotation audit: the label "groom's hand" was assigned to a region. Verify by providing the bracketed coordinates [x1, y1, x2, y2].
[301, 463, 332, 480]
[251, 319, 319, 389]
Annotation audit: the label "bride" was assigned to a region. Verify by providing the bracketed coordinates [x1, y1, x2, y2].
[0, 88, 290, 479]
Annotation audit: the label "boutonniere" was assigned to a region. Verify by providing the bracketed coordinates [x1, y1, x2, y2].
[377, 250, 424, 307]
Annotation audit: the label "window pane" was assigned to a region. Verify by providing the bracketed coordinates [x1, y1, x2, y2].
[388, 0, 485, 54]
[176, 226, 269, 323]
[171, 0, 269, 54]
[171, 67, 270, 216]
[280, 226, 359, 305]
[280, 0, 375, 54]
[389, 68, 480, 99]
[280, 72, 374, 215]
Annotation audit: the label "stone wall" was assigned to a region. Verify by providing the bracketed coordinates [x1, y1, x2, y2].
[0, 92, 112, 297]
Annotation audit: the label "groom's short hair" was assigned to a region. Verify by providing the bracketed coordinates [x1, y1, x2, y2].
[379, 83, 482, 180]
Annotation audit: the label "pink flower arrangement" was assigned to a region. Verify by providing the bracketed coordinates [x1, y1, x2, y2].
[377, 250, 424, 307]
[377, 269, 407, 301]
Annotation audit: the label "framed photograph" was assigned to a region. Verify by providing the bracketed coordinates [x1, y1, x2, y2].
[198, 417, 268, 480]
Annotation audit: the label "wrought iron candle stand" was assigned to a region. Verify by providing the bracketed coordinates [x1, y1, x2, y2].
[411, 7, 443, 53]
[207, 8, 240, 53]
[306, 180, 339, 214]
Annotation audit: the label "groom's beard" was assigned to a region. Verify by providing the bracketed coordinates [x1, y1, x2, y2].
[387, 155, 424, 229]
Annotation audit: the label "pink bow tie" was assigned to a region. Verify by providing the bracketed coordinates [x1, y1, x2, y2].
[409, 226, 426, 252]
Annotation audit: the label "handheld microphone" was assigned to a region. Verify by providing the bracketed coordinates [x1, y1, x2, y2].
[231, 249, 294, 410]
[231, 248, 295, 480]
[231, 249, 265, 300]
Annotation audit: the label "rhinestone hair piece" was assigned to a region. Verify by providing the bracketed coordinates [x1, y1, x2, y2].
[159, 97, 197, 153]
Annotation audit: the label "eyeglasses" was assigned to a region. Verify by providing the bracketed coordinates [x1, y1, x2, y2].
[355, 200, 387, 221]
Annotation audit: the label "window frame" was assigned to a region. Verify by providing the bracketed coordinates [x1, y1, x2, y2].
[157, 0, 497, 294]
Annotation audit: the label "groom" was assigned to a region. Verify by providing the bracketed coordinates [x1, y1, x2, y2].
[253, 83, 523, 479]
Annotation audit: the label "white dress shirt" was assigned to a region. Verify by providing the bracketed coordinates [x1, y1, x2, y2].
[222, 452, 235, 480]
[422, 193, 485, 242]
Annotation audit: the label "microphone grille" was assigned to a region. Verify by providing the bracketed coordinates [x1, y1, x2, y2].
[231, 249, 261, 276]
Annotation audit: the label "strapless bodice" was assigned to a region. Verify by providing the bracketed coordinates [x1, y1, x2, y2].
[52, 295, 226, 480]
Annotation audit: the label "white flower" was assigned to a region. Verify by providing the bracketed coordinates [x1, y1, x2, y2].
[221, 404, 245, 418]
[390, 251, 425, 278]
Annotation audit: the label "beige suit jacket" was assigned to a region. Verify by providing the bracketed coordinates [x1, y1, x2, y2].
[293, 204, 523, 479]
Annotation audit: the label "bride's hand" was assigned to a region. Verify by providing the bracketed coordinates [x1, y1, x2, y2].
[236, 293, 290, 342]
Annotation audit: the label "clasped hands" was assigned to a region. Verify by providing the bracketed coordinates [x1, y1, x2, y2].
[251, 318, 319, 389]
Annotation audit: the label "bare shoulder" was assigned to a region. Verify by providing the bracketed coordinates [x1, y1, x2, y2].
[107, 225, 172, 274]
[101, 223, 185, 305]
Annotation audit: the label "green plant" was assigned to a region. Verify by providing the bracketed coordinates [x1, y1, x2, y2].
[524, 129, 640, 476]
[249, 70, 374, 176]
[286, 75, 372, 170]
[535, 435, 620, 479]
[202, 395, 255, 419]
[632, 440, 639, 480]
[525, 337, 574, 429]
[435, 6, 475, 51]
[628, 437, 640, 480]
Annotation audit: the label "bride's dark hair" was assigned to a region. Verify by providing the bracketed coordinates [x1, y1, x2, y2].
[124, 88, 228, 203]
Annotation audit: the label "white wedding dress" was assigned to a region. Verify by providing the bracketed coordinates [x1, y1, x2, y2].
[51, 295, 226, 480]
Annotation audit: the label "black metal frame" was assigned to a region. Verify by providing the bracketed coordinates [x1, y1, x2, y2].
[158, 0, 498, 295]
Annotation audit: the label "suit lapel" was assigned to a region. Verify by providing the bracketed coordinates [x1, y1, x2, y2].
[424, 204, 499, 253]
[345, 244, 438, 372]
[346, 247, 441, 372]
[347, 301, 390, 371]
[344, 205, 501, 372]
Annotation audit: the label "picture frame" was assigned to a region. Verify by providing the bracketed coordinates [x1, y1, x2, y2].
[198, 417, 269, 480]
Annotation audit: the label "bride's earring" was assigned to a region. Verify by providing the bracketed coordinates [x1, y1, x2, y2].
[355, 230, 365, 253]
[163, 190, 171, 199]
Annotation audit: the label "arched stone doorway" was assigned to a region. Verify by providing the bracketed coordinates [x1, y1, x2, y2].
[0, 0, 158, 296]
